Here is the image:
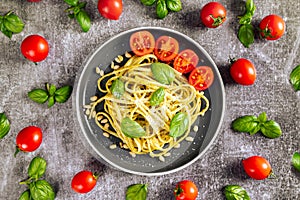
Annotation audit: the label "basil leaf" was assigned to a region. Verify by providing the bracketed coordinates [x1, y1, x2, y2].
[151, 62, 175, 84]
[110, 79, 125, 99]
[169, 112, 189, 138]
[126, 184, 148, 200]
[257, 112, 267, 123]
[48, 96, 55, 108]
[47, 84, 57, 96]
[28, 89, 49, 104]
[238, 24, 254, 48]
[166, 0, 182, 12]
[19, 190, 31, 200]
[140, 0, 156, 6]
[292, 152, 300, 172]
[75, 10, 91, 32]
[28, 156, 47, 180]
[156, 0, 168, 19]
[150, 87, 165, 106]
[0, 21, 13, 38]
[232, 115, 260, 135]
[290, 65, 300, 91]
[239, 0, 256, 25]
[0, 112, 10, 139]
[3, 13, 24, 33]
[54, 85, 73, 103]
[64, 0, 79, 6]
[224, 185, 250, 200]
[260, 120, 282, 139]
[29, 180, 55, 200]
[121, 117, 146, 138]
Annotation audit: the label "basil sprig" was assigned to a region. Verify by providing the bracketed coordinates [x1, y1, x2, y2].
[140, 0, 182, 19]
[121, 117, 146, 138]
[0, 112, 10, 139]
[110, 79, 125, 99]
[290, 65, 300, 91]
[64, 0, 91, 32]
[151, 62, 175, 85]
[0, 10, 24, 38]
[232, 112, 282, 139]
[237, 0, 256, 48]
[224, 185, 250, 200]
[169, 112, 189, 138]
[28, 83, 72, 108]
[150, 87, 165, 106]
[292, 152, 300, 172]
[19, 156, 55, 200]
[126, 184, 148, 200]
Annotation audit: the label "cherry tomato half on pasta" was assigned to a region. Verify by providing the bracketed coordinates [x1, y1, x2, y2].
[71, 170, 98, 193]
[200, 2, 227, 28]
[20, 35, 49, 63]
[15, 126, 43, 155]
[259, 14, 285, 40]
[97, 0, 123, 20]
[174, 180, 198, 200]
[129, 31, 155, 56]
[189, 66, 214, 91]
[242, 156, 272, 180]
[173, 49, 199, 74]
[154, 36, 179, 62]
[229, 58, 256, 85]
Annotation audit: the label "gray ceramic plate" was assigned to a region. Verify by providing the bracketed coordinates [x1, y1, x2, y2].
[73, 27, 225, 176]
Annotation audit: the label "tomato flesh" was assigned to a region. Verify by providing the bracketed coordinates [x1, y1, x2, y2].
[200, 2, 226, 28]
[20, 35, 49, 62]
[71, 170, 98, 193]
[154, 36, 179, 62]
[242, 156, 272, 180]
[174, 180, 198, 200]
[98, 0, 123, 20]
[189, 66, 214, 91]
[230, 58, 256, 85]
[130, 31, 155, 56]
[174, 49, 199, 74]
[259, 14, 285, 40]
[16, 126, 43, 152]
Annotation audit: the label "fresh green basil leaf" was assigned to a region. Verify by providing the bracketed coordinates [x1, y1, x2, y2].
[0, 22, 13, 38]
[257, 112, 267, 123]
[48, 96, 55, 108]
[28, 156, 47, 180]
[166, 0, 182, 12]
[292, 152, 300, 172]
[140, 0, 156, 6]
[150, 87, 165, 106]
[151, 62, 175, 84]
[110, 79, 125, 99]
[224, 185, 250, 200]
[238, 24, 254, 48]
[47, 84, 57, 96]
[77, 1, 87, 9]
[232, 115, 260, 135]
[64, 0, 79, 6]
[3, 13, 24, 33]
[121, 117, 146, 138]
[19, 190, 31, 200]
[156, 0, 168, 19]
[245, 0, 256, 16]
[260, 120, 282, 139]
[29, 180, 55, 200]
[28, 89, 49, 104]
[0, 112, 10, 139]
[76, 10, 91, 32]
[290, 65, 300, 91]
[54, 85, 73, 103]
[169, 112, 189, 138]
[126, 184, 148, 200]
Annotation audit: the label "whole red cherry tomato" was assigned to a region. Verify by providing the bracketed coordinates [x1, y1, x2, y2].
[200, 2, 227, 28]
[242, 156, 272, 180]
[20, 35, 49, 63]
[97, 0, 123, 20]
[259, 14, 285, 40]
[174, 180, 198, 200]
[229, 58, 256, 85]
[71, 170, 98, 193]
[15, 126, 43, 156]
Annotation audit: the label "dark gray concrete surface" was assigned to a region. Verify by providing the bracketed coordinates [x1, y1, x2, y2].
[0, 0, 299, 199]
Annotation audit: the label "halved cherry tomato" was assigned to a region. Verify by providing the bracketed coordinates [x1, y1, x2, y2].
[242, 156, 272, 180]
[189, 66, 214, 91]
[174, 180, 198, 200]
[15, 126, 42, 156]
[259, 14, 285, 40]
[229, 58, 256, 85]
[154, 36, 179, 62]
[200, 2, 226, 28]
[71, 170, 98, 193]
[97, 0, 123, 20]
[173, 49, 199, 74]
[129, 31, 155, 56]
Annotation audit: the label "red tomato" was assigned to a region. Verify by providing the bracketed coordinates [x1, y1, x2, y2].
[189, 66, 214, 91]
[229, 58, 256, 85]
[173, 49, 199, 74]
[97, 0, 122, 20]
[71, 170, 98, 193]
[200, 2, 226, 28]
[154, 36, 179, 62]
[130, 31, 155, 56]
[242, 156, 272, 180]
[20, 35, 49, 63]
[16, 126, 42, 154]
[27, 0, 41, 2]
[259, 14, 285, 40]
[174, 180, 198, 200]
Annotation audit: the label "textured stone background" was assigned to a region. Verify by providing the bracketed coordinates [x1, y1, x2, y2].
[0, 0, 299, 199]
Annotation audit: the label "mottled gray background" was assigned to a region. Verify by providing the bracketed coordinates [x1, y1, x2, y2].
[0, 0, 299, 199]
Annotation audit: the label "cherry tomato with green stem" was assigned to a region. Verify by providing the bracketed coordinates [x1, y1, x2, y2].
[229, 58, 256, 85]
[20, 35, 49, 63]
[174, 180, 198, 200]
[242, 155, 272, 180]
[71, 170, 98, 193]
[259, 14, 285, 40]
[97, 0, 123, 20]
[200, 2, 226, 28]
